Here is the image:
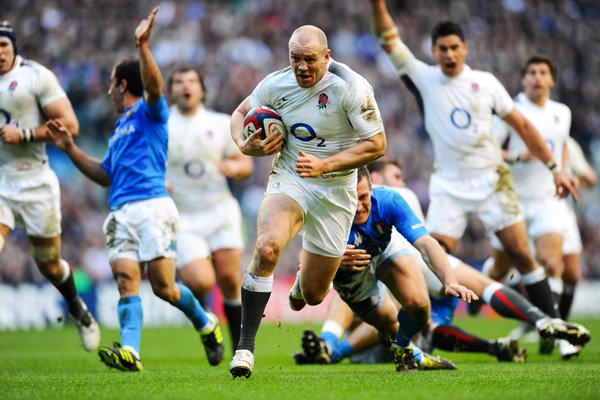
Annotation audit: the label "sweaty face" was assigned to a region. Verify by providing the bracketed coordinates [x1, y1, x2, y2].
[107, 69, 125, 113]
[354, 177, 373, 225]
[431, 34, 467, 77]
[522, 63, 555, 103]
[170, 70, 204, 114]
[289, 39, 330, 88]
[0, 37, 15, 74]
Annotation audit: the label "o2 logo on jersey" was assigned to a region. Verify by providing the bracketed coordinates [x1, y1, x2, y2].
[290, 122, 326, 147]
[183, 159, 205, 179]
[546, 139, 555, 153]
[450, 108, 472, 129]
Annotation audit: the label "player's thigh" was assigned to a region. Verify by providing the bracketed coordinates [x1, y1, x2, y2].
[333, 270, 383, 316]
[379, 255, 429, 310]
[494, 220, 531, 257]
[562, 203, 582, 256]
[325, 292, 356, 329]
[425, 195, 468, 253]
[5, 170, 62, 238]
[562, 254, 581, 284]
[360, 290, 398, 335]
[302, 179, 357, 258]
[255, 194, 304, 253]
[453, 260, 491, 297]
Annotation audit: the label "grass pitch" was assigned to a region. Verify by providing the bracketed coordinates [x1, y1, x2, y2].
[1, 317, 599, 400]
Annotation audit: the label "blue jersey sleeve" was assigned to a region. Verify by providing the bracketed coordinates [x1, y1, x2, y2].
[143, 96, 169, 122]
[376, 188, 428, 244]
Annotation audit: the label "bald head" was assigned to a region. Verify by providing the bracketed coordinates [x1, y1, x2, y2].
[289, 25, 328, 51]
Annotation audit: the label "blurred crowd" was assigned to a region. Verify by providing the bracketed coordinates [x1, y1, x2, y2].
[2, 0, 600, 283]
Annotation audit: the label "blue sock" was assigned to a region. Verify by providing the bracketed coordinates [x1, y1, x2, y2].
[118, 296, 143, 354]
[321, 332, 352, 362]
[175, 283, 210, 330]
[396, 308, 421, 347]
[412, 343, 424, 364]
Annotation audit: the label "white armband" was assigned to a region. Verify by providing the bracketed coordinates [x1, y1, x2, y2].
[377, 28, 411, 70]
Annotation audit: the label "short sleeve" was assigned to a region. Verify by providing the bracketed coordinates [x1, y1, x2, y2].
[378, 189, 428, 244]
[344, 77, 384, 140]
[35, 65, 67, 107]
[144, 96, 169, 122]
[488, 75, 514, 118]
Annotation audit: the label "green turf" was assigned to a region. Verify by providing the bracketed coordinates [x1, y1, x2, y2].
[1, 317, 599, 400]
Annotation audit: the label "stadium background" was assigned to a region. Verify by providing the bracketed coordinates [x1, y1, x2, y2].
[2, 0, 600, 328]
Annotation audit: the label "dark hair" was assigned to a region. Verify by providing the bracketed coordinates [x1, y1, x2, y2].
[114, 58, 143, 97]
[357, 166, 371, 187]
[167, 65, 206, 100]
[431, 21, 465, 44]
[367, 159, 403, 175]
[521, 54, 556, 81]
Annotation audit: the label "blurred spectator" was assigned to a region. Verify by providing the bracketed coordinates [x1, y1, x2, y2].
[2, 0, 599, 280]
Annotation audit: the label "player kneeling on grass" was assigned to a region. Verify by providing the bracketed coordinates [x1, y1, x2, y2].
[47, 7, 223, 372]
[290, 166, 477, 371]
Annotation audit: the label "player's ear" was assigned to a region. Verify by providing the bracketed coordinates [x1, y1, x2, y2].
[119, 79, 128, 94]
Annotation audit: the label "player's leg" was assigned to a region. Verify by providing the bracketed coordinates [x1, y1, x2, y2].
[295, 293, 356, 364]
[98, 257, 144, 371]
[495, 222, 559, 318]
[534, 232, 564, 301]
[0, 223, 9, 253]
[178, 258, 216, 306]
[230, 194, 304, 377]
[561, 253, 580, 321]
[212, 248, 243, 352]
[378, 255, 430, 348]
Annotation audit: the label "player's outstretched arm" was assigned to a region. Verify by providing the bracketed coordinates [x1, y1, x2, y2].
[369, 0, 412, 69]
[503, 109, 578, 202]
[369, 0, 397, 36]
[46, 120, 110, 187]
[413, 235, 478, 303]
[135, 7, 163, 105]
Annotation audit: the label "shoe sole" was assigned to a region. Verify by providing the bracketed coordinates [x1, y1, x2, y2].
[539, 324, 591, 347]
[301, 330, 331, 364]
[230, 366, 252, 378]
[561, 350, 581, 361]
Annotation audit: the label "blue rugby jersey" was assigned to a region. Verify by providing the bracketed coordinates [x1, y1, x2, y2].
[101, 96, 170, 208]
[348, 186, 428, 256]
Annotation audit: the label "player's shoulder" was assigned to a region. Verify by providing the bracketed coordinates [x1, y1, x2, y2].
[261, 66, 293, 85]
[327, 59, 369, 88]
[469, 67, 501, 84]
[546, 98, 571, 115]
[16, 56, 55, 77]
[201, 107, 231, 122]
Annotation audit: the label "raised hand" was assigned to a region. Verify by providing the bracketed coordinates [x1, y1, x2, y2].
[135, 6, 159, 45]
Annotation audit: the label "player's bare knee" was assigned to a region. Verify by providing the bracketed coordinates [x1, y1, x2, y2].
[303, 290, 326, 306]
[31, 245, 61, 279]
[253, 239, 282, 269]
[539, 255, 563, 277]
[562, 269, 580, 285]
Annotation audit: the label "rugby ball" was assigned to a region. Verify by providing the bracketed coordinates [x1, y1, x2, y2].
[243, 105, 286, 140]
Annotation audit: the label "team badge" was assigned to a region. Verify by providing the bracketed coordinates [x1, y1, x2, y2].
[554, 114, 560, 123]
[207, 129, 214, 138]
[9, 81, 18, 91]
[470, 82, 479, 92]
[317, 93, 329, 109]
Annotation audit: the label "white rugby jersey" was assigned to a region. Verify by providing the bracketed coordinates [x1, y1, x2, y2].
[388, 44, 513, 179]
[250, 59, 384, 183]
[166, 105, 239, 212]
[567, 136, 591, 178]
[496, 93, 571, 200]
[0, 56, 66, 175]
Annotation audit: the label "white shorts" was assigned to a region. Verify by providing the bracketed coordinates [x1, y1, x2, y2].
[561, 201, 582, 255]
[490, 196, 566, 250]
[0, 167, 61, 238]
[415, 249, 461, 299]
[102, 197, 178, 263]
[265, 170, 357, 257]
[333, 232, 411, 315]
[426, 166, 523, 239]
[176, 197, 244, 268]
